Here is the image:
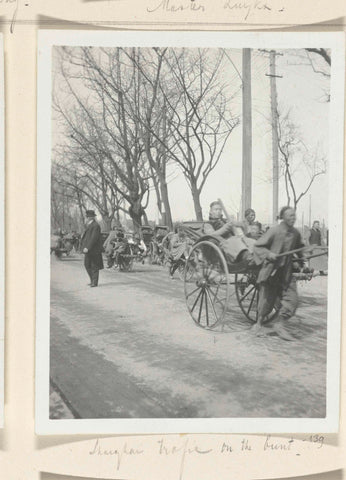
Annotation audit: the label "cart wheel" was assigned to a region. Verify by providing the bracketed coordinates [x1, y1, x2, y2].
[119, 256, 134, 272]
[184, 241, 229, 329]
[234, 273, 278, 323]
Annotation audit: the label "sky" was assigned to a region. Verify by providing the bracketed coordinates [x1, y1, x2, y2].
[53, 47, 331, 229]
[143, 48, 330, 227]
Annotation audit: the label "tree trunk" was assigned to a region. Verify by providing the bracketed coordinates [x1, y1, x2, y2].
[101, 215, 112, 232]
[191, 182, 203, 221]
[160, 180, 173, 229]
[142, 211, 149, 225]
[151, 168, 163, 217]
[128, 203, 143, 233]
[75, 187, 85, 231]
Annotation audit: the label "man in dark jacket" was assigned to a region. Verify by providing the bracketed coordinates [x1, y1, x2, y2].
[253, 206, 305, 340]
[80, 210, 104, 287]
[309, 221, 322, 246]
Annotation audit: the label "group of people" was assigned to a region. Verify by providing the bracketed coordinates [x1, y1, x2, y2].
[165, 205, 263, 279]
[168, 200, 315, 341]
[77, 203, 324, 342]
[103, 227, 147, 269]
[204, 200, 314, 341]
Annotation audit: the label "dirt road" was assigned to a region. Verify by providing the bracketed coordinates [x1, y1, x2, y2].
[50, 254, 327, 419]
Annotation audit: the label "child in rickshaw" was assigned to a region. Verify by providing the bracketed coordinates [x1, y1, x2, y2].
[242, 208, 263, 239]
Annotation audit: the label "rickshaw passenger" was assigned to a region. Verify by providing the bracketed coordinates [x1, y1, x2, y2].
[169, 225, 190, 279]
[204, 201, 254, 263]
[112, 231, 128, 267]
[133, 233, 147, 256]
[246, 222, 262, 240]
[243, 208, 262, 239]
[104, 226, 119, 268]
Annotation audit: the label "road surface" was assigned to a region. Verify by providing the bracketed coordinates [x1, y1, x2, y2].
[50, 254, 328, 419]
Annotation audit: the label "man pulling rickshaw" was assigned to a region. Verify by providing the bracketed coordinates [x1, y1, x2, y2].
[182, 199, 325, 339]
[252, 206, 306, 341]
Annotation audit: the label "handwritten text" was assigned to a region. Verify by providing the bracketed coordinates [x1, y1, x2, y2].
[147, 0, 205, 13]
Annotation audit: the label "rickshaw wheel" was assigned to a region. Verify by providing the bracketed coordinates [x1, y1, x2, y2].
[119, 256, 134, 272]
[234, 273, 278, 323]
[184, 241, 229, 330]
[119, 245, 134, 272]
[54, 250, 62, 260]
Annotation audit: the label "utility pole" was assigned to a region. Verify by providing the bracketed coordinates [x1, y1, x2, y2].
[267, 51, 284, 224]
[261, 49, 283, 223]
[269, 50, 279, 224]
[309, 194, 312, 227]
[241, 48, 252, 218]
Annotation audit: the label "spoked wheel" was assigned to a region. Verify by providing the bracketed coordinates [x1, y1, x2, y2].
[184, 241, 229, 329]
[235, 273, 279, 323]
[119, 246, 134, 272]
[64, 241, 73, 257]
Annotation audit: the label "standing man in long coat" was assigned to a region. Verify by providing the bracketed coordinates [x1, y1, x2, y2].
[253, 206, 305, 341]
[81, 210, 104, 287]
[308, 220, 327, 274]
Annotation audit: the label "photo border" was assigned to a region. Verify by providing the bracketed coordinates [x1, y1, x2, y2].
[36, 30, 345, 434]
[0, 33, 5, 429]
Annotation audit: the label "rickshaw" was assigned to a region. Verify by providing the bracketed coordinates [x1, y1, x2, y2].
[139, 226, 154, 248]
[112, 231, 149, 271]
[50, 232, 74, 259]
[181, 221, 327, 331]
[113, 240, 136, 272]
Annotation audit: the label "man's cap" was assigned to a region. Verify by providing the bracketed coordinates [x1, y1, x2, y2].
[210, 200, 221, 209]
[86, 210, 96, 218]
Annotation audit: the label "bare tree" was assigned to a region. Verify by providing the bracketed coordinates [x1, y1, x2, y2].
[125, 47, 240, 221]
[118, 47, 176, 229]
[159, 48, 239, 220]
[276, 110, 326, 209]
[305, 48, 331, 68]
[53, 46, 152, 231]
[51, 171, 84, 232]
[53, 151, 124, 232]
[53, 46, 240, 226]
[285, 48, 331, 102]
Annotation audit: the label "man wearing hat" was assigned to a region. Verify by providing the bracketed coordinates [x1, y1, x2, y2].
[80, 210, 104, 287]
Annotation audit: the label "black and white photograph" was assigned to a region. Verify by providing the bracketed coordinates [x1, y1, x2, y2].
[36, 31, 344, 434]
